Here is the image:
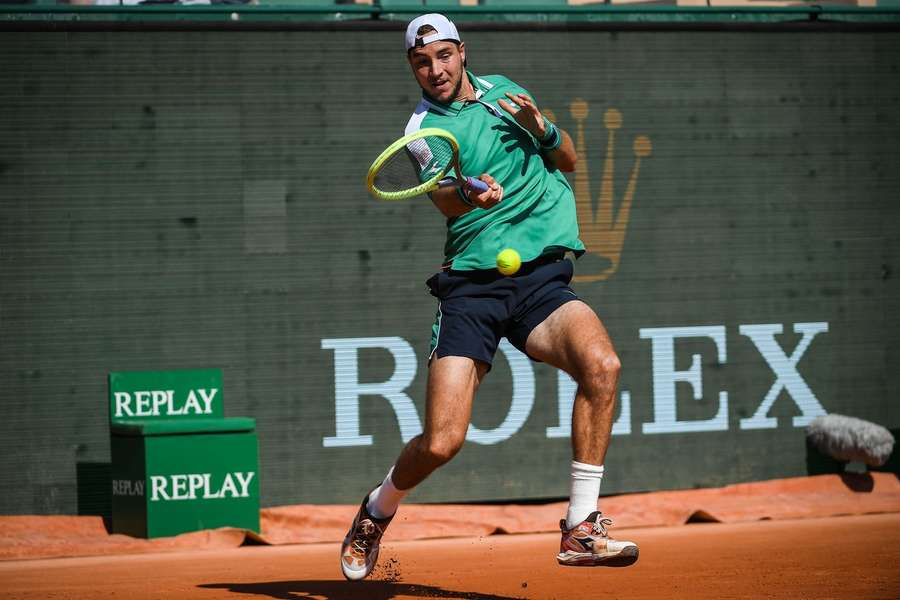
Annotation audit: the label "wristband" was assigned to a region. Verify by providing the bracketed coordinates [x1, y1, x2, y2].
[539, 119, 562, 151]
[456, 184, 475, 208]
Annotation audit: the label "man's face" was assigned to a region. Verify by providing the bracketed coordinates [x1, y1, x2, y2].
[407, 40, 467, 104]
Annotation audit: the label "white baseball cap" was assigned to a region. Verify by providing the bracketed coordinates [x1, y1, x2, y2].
[405, 13, 461, 52]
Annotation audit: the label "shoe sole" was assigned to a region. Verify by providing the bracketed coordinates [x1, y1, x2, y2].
[340, 544, 380, 581]
[340, 491, 391, 581]
[557, 545, 639, 567]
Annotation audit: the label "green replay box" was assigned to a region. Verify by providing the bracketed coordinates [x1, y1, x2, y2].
[108, 369, 260, 539]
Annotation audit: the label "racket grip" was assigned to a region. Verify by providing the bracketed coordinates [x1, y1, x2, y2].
[464, 177, 490, 194]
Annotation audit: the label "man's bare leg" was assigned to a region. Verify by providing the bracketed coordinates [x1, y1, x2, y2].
[390, 355, 488, 491]
[526, 300, 637, 566]
[341, 355, 487, 580]
[526, 300, 620, 466]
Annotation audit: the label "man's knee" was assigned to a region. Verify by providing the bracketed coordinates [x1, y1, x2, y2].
[422, 430, 466, 465]
[578, 347, 621, 393]
[600, 351, 622, 378]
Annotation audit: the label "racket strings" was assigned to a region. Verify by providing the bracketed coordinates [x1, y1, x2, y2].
[372, 136, 455, 194]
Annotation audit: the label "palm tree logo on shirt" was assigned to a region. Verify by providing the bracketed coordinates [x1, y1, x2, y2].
[545, 101, 652, 283]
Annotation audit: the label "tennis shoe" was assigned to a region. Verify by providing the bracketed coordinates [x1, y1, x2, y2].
[557, 511, 638, 567]
[340, 493, 394, 581]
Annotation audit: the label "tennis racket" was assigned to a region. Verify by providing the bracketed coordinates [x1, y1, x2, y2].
[366, 127, 490, 201]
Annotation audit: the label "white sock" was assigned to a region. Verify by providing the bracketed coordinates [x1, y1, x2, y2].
[565, 460, 604, 530]
[366, 467, 409, 520]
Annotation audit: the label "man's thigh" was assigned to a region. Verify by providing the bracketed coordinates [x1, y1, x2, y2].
[423, 355, 489, 439]
[523, 300, 616, 377]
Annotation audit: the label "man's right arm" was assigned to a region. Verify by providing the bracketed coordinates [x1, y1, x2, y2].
[430, 174, 504, 218]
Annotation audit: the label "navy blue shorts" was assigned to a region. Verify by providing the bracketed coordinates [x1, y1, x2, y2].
[426, 255, 579, 368]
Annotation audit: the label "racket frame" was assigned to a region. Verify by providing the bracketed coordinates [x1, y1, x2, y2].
[367, 127, 477, 201]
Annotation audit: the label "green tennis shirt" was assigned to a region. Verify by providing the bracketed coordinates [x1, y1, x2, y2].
[405, 71, 585, 271]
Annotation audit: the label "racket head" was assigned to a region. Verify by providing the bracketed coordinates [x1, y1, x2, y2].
[367, 128, 460, 201]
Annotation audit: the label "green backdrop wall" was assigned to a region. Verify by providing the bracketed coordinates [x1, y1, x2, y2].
[1, 29, 897, 515]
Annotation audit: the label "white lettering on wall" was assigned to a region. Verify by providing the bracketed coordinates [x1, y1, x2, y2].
[321, 337, 422, 447]
[640, 325, 729, 434]
[738, 322, 829, 429]
[318, 321, 828, 447]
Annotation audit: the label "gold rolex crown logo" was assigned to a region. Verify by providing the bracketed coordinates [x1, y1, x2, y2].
[546, 101, 651, 282]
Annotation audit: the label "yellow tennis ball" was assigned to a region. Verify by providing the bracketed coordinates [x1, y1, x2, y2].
[496, 248, 521, 276]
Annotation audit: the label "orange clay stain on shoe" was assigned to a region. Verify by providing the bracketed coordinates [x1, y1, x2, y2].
[557, 511, 639, 567]
[340, 494, 394, 581]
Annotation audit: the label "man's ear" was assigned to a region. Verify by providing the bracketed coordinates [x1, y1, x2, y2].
[459, 42, 466, 67]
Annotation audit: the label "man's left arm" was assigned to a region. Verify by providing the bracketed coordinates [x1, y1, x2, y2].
[497, 92, 577, 173]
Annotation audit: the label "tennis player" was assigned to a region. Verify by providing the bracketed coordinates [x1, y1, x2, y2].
[341, 13, 638, 580]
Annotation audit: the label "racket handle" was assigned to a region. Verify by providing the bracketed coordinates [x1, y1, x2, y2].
[464, 177, 490, 194]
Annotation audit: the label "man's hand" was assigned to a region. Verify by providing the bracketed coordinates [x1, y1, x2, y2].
[497, 92, 546, 139]
[463, 174, 503, 210]
[497, 91, 577, 173]
[430, 174, 503, 217]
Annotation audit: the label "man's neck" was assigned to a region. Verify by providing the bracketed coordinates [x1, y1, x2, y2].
[453, 71, 476, 103]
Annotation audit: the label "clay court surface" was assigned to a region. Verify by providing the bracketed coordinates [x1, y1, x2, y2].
[2, 512, 899, 600]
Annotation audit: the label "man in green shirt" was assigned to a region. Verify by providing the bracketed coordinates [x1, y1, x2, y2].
[341, 13, 638, 580]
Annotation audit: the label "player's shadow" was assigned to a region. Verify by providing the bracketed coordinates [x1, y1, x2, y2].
[199, 580, 523, 600]
[490, 121, 539, 177]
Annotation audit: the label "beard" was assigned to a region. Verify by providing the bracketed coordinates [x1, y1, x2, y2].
[448, 71, 465, 102]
